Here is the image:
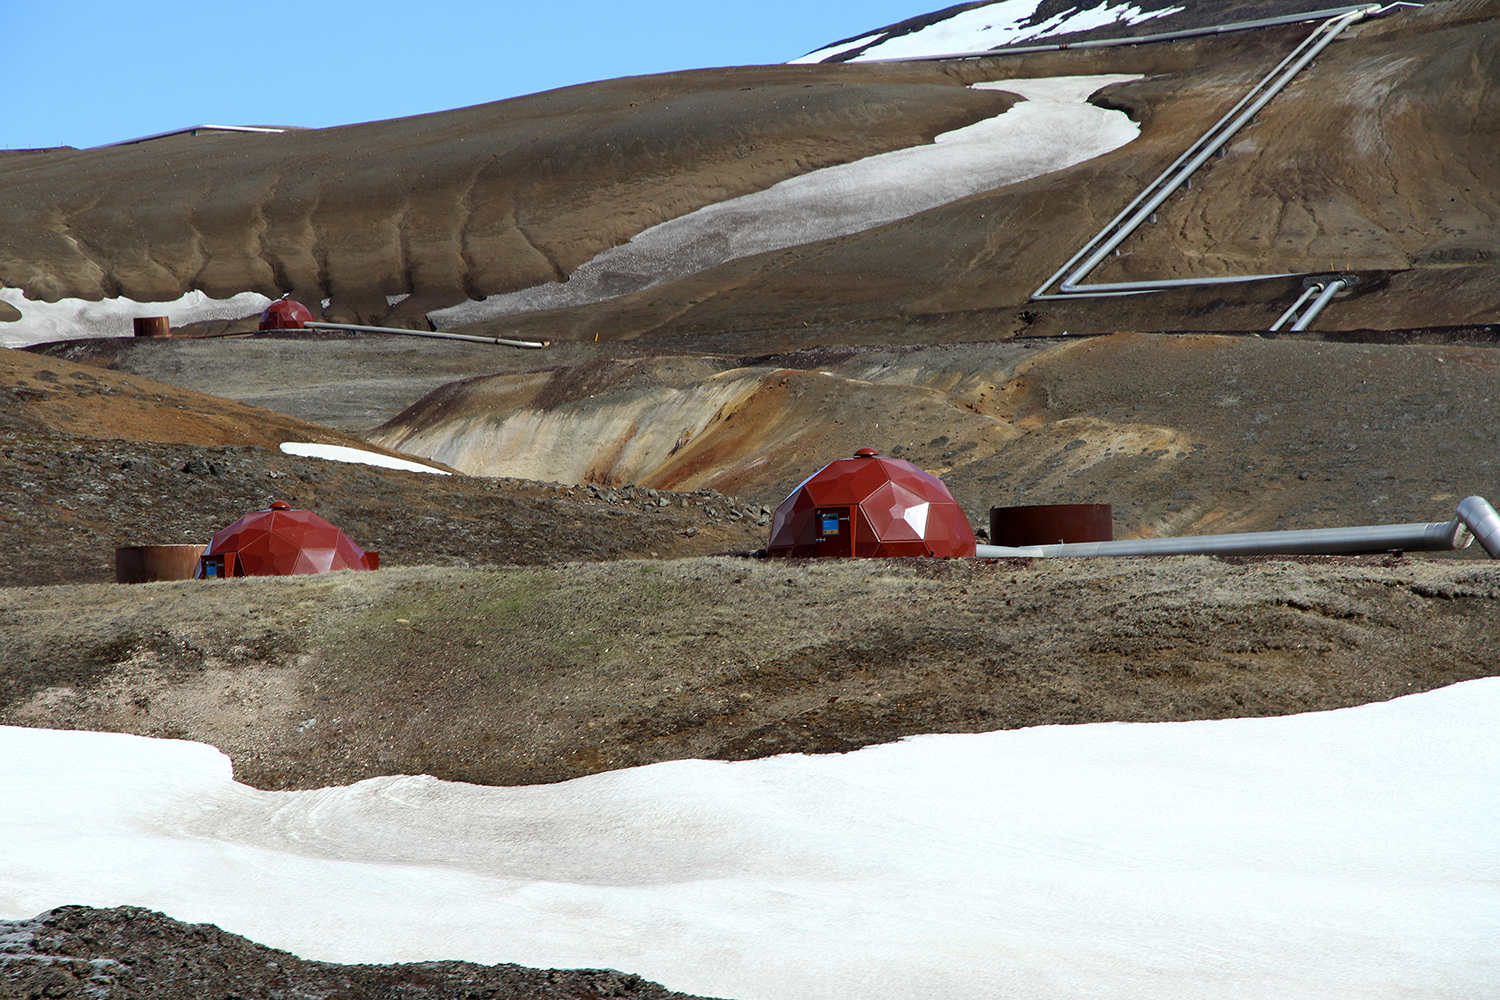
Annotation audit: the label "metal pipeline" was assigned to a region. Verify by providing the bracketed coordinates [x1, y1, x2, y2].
[1287, 278, 1349, 331]
[303, 321, 548, 349]
[1033, 6, 1377, 301]
[1457, 495, 1500, 558]
[1269, 282, 1324, 331]
[973, 497, 1500, 559]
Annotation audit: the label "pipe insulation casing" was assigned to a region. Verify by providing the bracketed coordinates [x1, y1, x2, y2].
[1288, 279, 1348, 331]
[303, 321, 547, 349]
[1269, 283, 1322, 331]
[1457, 496, 1500, 558]
[974, 519, 1471, 559]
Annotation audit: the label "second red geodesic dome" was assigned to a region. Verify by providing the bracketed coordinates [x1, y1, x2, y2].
[194, 501, 379, 578]
[259, 298, 313, 331]
[767, 448, 976, 558]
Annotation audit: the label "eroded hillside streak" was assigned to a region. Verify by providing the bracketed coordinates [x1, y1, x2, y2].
[370, 359, 1025, 499]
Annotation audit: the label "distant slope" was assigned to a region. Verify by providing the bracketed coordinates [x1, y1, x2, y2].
[475, 0, 1500, 343]
[0, 64, 1006, 330]
[0, 343, 439, 458]
[2, 1, 1495, 345]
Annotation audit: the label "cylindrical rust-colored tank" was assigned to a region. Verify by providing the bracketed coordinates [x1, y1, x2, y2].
[115, 544, 207, 583]
[132, 316, 171, 337]
[990, 504, 1114, 547]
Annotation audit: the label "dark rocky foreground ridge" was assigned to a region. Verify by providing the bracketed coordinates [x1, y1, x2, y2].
[0, 906, 718, 1000]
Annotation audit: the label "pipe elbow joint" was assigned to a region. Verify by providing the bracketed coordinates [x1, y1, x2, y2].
[1456, 496, 1500, 559]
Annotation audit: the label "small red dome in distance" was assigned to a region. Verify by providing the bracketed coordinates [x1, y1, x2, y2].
[767, 452, 976, 559]
[259, 299, 313, 331]
[195, 503, 378, 578]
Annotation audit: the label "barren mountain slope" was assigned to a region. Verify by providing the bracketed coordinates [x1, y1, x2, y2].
[0, 345, 767, 587]
[0, 64, 1011, 324]
[4, 3, 1495, 348]
[366, 332, 1500, 540]
[5, 5, 1500, 996]
[0, 343, 450, 459]
[473, 1, 1500, 344]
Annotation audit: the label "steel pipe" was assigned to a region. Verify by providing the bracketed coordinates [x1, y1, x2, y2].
[1269, 283, 1323, 331]
[1457, 496, 1500, 558]
[304, 321, 548, 349]
[1034, 7, 1374, 301]
[974, 498, 1500, 559]
[1287, 278, 1349, 331]
[1029, 5, 1399, 308]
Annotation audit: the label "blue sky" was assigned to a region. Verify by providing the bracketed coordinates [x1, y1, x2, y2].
[5, 1, 931, 150]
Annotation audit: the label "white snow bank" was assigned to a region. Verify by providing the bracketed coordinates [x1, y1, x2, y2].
[278, 442, 451, 475]
[3, 678, 1498, 1000]
[793, 0, 1185, 63]
[429, 75, 1140, 329]
[0, 288, 273, 349]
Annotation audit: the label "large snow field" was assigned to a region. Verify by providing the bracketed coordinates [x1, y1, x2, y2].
[0, 288, 272, 350]
[793, 1, 1185, 64]
[3, 678, 1497, 1000]
[429, 75, 1141, 329]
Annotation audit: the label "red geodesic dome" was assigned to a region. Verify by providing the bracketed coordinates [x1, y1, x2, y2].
[767, 448, 976, 558]
[259, 298, 313, 331]
[194, 501, 378, 578]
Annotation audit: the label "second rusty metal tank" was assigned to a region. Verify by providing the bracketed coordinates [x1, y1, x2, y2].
[989, 504, 1114, 547]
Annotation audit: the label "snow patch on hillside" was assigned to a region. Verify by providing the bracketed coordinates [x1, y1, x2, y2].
[430, 74, 1140, 329]
[2, 678, 1497, 1000]
[278, 442, 451, 475]
[0, 288, 272, 349]
[794, 0, 1185, 63]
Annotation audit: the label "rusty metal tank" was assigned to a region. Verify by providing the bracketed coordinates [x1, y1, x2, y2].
[990, 504, 1114, 547]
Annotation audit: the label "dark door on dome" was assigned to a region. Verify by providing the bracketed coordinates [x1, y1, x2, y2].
[813, 506, 854, 557]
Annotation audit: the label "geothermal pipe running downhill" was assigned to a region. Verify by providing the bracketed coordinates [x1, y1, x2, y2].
[1031, 5, 1383, 303]
[974, 497, 1500, 560]
[1023, 2, 1422, 329]
[1268, 276, 1356, 331]
[302, 321, 549, 349]
[257, 300, 547, 348]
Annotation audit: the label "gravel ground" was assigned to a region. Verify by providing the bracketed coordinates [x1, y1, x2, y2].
[0, 906, 717, 1000]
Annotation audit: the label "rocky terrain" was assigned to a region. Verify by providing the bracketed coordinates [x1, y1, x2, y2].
[3, 1, 1499, 997]
[4, 555, 1496, 794]
[0, 906, 712, 1000]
